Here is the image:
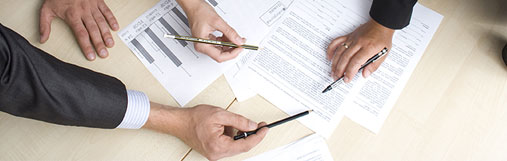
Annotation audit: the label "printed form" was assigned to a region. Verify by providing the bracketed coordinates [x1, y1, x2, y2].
[231, 0, 443, 136]
[244, 134, 333, 161]
[118, 0, 295, 106]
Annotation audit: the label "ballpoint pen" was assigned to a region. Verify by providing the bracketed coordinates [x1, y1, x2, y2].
[164, 34, 259, 50]
[233, 110, 313, 140]
[322, 47, 389, 93]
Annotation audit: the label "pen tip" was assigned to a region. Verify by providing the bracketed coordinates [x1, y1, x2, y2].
[164, 34, 175, 38]
[322, 86, 332, 93]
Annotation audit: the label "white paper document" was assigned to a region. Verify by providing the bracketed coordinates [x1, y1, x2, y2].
[118, 0, 227, 106]
[233, 0, 443, 136]
[118, 0, 294, 106]
[244, 134, 333, 161]
[223, 0, 296, 102]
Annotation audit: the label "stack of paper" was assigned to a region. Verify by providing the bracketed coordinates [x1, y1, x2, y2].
[119, 0, 443, 138]
[225, 0, 443, 136]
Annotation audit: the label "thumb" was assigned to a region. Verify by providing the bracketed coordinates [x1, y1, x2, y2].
[217, 111, 258, 132]
[39, 5, 55, 43]
[213, 19, 244, 45]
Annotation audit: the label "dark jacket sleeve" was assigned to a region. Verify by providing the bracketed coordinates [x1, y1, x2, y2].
[0, 23, 127, 129]
[369, 0, 418, 29]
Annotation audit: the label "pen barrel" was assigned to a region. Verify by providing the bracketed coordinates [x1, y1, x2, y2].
[173, 35, 258, 50]
[267, 111, 310, 128]
[233, 110, 310, 140]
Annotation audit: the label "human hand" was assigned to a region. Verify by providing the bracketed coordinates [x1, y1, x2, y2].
[144, 103, 268, 161]
[177, 0, 245, 63]
[39, 0, 119, 61]
[326, 19, 394, 83]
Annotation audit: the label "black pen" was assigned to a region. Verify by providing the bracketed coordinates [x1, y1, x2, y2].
[233, 110, 313, 140]
[322, 47, 388, 93]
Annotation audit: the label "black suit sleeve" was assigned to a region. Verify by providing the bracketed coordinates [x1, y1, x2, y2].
[0, 23, 127, 129]
[370, 0, 418, 29]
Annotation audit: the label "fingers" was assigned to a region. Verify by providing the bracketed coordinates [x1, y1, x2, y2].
[98, 0, 119, 31]
[216, 111, 258, 132]
[343, 47, 376, 81]
[213, 18, 243, 45]
[194, 43, 243, 63]
[82, 14, 108, 58]
[362, 49, 389, 78]
[326, 36, 347, 60]
[92, 8, 114, 48]
[226, 122, 268, 153]
[39, 4, 55, 43]
[67, 17, 96, 60]
[332, 42, 361, 81]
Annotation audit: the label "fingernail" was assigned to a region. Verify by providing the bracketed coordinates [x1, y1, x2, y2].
[248, 121, 257, 130]
[241, 38, 246, 43]
[106, 38, 114, 47]
[87, 53, 96, 60]
[113, 24, 119, 30]
[332, 74, 338, 80]
[343, 77, 349, 83]
[99, 49, 108, 57]
[364, 70, 371, 78]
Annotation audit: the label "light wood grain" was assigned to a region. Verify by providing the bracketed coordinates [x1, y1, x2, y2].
[0, 0, 235, 160]
[2, 0, 507, 160]
[183, 0, 507, 160]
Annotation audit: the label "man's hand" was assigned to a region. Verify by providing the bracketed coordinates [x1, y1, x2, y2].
[177, 0, 245, 63]
[144, 103, 268, 161]
[326, 19, 394, 83]
[39, 0, 119, 61]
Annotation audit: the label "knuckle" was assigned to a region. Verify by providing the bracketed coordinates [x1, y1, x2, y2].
[94, 41, 104, 48]
[102, 31, 112, 37]
[65, 10, 80, 20]
[349, 58, 363, 67]
[96, 16, 107, 25]
[76, 29, 89, 38]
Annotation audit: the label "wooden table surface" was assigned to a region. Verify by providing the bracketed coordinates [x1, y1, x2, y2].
[1, 0, 506, 160]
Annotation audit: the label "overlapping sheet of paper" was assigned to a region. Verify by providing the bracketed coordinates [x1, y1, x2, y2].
[227, 0, 443, 136]
[119, 0, 443, 136]
[244, 134, 333, 161]
[118, 0, 294, 106]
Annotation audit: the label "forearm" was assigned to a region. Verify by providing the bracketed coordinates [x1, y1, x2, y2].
[142, 102, 188, 138]
[176, 0, 203, 14]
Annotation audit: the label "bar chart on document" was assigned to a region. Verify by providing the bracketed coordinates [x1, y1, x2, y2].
[119, 0, 234, 106]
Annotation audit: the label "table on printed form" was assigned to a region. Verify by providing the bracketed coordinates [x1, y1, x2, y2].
[1, 0, 507, 161]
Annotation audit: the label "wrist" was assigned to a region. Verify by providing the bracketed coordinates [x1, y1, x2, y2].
[143, 102, 188, 136]
[369, 18, 395, 35]
[176, 0, 206, 16]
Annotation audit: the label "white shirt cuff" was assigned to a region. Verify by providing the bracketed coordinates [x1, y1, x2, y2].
[116, 90, 150, 129]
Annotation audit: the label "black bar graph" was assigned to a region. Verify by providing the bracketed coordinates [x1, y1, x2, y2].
[131, 39, 155, 64]
[144, 28, 182, 67]
[159, 18, 188, 47]
[171, 7, 189, 27]
[208, 0, 218, 7]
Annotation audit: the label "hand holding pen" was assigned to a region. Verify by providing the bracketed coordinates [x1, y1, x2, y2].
[326, 19, 394, 83]
[323, 48, 388, 93]
[234, 110, 312, 140]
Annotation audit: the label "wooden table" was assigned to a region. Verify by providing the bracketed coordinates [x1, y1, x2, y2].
[1, 0, 506, 160]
